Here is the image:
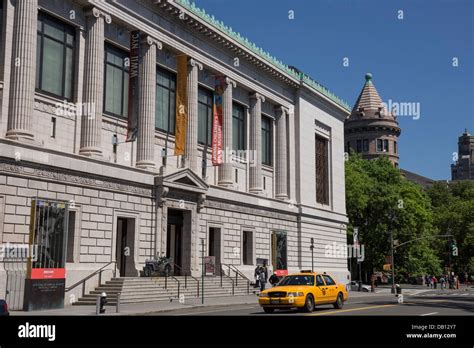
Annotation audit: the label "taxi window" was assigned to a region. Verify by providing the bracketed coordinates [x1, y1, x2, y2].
[322, 275, 336, 286]
[316, 275, 325, 286]
[279, 275, 314, 286]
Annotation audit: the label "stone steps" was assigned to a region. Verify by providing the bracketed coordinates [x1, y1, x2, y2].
[73, 276, 253, 306]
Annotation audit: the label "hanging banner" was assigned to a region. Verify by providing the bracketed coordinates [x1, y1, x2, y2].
[126, 30, 140, 142]
[212, 76, 225, 165]
[175, 55, 188, 156]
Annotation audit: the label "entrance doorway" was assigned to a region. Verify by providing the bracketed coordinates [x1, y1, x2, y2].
[116, 217, 136, 277]
[208, 227, 221, 266]
[166, 210, 184, 275]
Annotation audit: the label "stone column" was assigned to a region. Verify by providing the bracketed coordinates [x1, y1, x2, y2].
[6, 0, 38, 141]
[185, 58, 203, 172]
[249, 92, 265, 194]
[136, 36, 162, 170]
[218, 77, 236, 187]
[79, 8, 111, 157]
[275, 106, 289, 200]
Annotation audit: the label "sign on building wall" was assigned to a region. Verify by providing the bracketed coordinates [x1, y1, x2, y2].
[126, 30, 141, 142]
[175, 55, 188, 155]
[271, 231, 288, 275]
[23, 200, 69, 311]
[212, 76, 225, 165]
[204, 256, 215, 275]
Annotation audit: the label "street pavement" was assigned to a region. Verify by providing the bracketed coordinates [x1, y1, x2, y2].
[147, 288, 474, 316]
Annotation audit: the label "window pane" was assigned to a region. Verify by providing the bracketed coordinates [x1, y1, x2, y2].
[198, 103, 207, 144]
[36, 34, 41, 89]
[44, 18, 65, 41]
[64, 47, 74, 100]
[41, 37, 64, 96]
[156, 85, 169, 130]
[123, 72, 129, 117]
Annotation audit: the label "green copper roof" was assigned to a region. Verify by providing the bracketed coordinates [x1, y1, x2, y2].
[174, 0, 350, 111]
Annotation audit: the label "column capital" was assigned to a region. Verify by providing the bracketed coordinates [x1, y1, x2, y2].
[189, 58, 203, 71]
[249, 92, 265, 103]
[141, 35, 163, 50]
[225, 77, 237, 88]
[275, 105, 289, 118]
[85, 7, 112, 24]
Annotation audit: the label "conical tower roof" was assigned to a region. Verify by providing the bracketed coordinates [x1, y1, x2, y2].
[348, 73, 395, 120]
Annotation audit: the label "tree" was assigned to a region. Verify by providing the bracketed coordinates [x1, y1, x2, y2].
[427, 180, 474, 276]
[345, 155, 442, 283]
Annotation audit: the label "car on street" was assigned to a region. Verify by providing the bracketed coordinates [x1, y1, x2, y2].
[0, 299, 9, 316]
[258, 271, 348, 313]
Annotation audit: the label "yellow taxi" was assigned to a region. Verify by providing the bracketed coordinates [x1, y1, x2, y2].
[258, 271, 348, 313]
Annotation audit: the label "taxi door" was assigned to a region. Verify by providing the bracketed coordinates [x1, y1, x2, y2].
[322, 274, 338, 302]
[313, 274, 329, 304]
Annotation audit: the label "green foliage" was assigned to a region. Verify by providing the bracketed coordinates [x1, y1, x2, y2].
[345, 155, 442, 281]
[426, 180, 474, 274]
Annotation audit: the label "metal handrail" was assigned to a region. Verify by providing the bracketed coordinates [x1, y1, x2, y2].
[164, 274, 181, 299]
[229, 264, 251, 294]
[173, 263, 200, 297]
[217, 263, 235, 295]
[220, 263, 249, 289]
[65, 261, 117, 297]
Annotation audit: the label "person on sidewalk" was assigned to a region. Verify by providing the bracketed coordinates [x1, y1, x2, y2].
[440, 276, 445, 289]
[269, 273, 279, 287]
[254, 265, 261, 289]
[432, 276, 438, 289]
[258, 269, 266, 292]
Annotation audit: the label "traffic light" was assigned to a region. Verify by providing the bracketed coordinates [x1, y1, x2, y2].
[451, 239, 458, 257]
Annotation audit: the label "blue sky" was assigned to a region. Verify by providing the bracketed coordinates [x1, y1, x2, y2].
[194, 0, 474, 180]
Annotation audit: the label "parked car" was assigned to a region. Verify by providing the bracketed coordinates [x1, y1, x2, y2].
[0, 299, 9, 316]
[350, 281, 371, 292]
[258, 271, 348, 313]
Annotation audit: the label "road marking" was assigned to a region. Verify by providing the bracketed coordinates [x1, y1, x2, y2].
[177, 305, 258, 316]
[461, 293, 469, 296]
[420, 312, 438, 316]
[308, 304, 396, 316]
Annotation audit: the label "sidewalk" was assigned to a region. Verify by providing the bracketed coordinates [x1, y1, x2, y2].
[11, 294, 260, 316]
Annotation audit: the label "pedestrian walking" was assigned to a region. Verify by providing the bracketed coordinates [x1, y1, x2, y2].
[258, 268, 266, 292]
[432, 276, 437, 289]
[440, 276, 445, 289]
[254, 265, 261, 289]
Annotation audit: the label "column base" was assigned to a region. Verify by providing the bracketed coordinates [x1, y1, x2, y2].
[218, 180, 234, 188]
[136, 160, 156, 170]
[5, 130, 35, 143]
[249, 188, 263, 194]
[275, 194, 289, 200]
[79, 147, 103, 158]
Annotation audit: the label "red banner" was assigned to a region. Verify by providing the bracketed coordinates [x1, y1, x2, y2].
[212, 76, 225, 165]
[31, 268, 66, 279]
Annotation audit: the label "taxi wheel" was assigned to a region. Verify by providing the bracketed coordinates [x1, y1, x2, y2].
[302, 294, 315, 312]
[263, 307, 274, 314]
[333, 293, 344, 309]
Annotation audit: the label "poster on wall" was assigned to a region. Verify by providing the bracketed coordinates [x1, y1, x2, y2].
[23, 200, 69, 311]
[271, 231, 288, 276]
[204, 256, 216, 275]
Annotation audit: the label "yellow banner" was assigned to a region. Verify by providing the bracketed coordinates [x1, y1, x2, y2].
[175, 55, 188, 156]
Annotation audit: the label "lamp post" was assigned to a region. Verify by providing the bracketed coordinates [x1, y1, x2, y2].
[390, 229, 395, 294]
[201, 238, 204, 304]
[310, 238, 314, 272]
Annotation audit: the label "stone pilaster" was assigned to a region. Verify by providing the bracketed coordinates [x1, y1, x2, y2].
[185, 58, 203, 172]
[218, 77, 236, 187]
[79, 7, 111, 157]
[136, 36, 162, 170]
[6, 0, 38, 141]
[249, 92, 265, 194]
[275, 106, 288, 200]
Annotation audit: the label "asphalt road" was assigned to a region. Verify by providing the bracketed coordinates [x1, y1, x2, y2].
[150, 290, 474, 316]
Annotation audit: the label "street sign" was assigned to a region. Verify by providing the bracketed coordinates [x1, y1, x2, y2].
[383, 264, 391, 271]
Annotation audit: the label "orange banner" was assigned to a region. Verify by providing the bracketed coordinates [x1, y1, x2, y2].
[175, 55, 188, 156]
[212, 76, 225, 165]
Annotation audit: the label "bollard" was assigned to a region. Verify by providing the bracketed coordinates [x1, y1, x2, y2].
[99, 292, 107, 314]
[116, 292, 121, 313]
[95, 295, 100, 315]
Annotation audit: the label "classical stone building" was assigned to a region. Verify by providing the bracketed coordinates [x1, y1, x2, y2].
[0, 0, 350, 307]
[345, 73, 401, 166]
[451, 129, 474, 181]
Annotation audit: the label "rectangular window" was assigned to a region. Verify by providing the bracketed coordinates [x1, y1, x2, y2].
[198, 87, 213, 145]
[363, 139, 369, 152]
[384, 139, 389, 152]
[394, 141, 398, 154]
[356, 140, 362, 153]
[156, 67, 176, 134]
[232, 103, 246, 152]
[66, 211, 76, 263]
[51, 117, 56, 138]
[242, 231, 253, 265]
[377, 139, 383, 152]
[36, 12, 75, 100]
[104, 44, 129, 118]
[315, 135, 329, 205]
[261, 116, 273, 166]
